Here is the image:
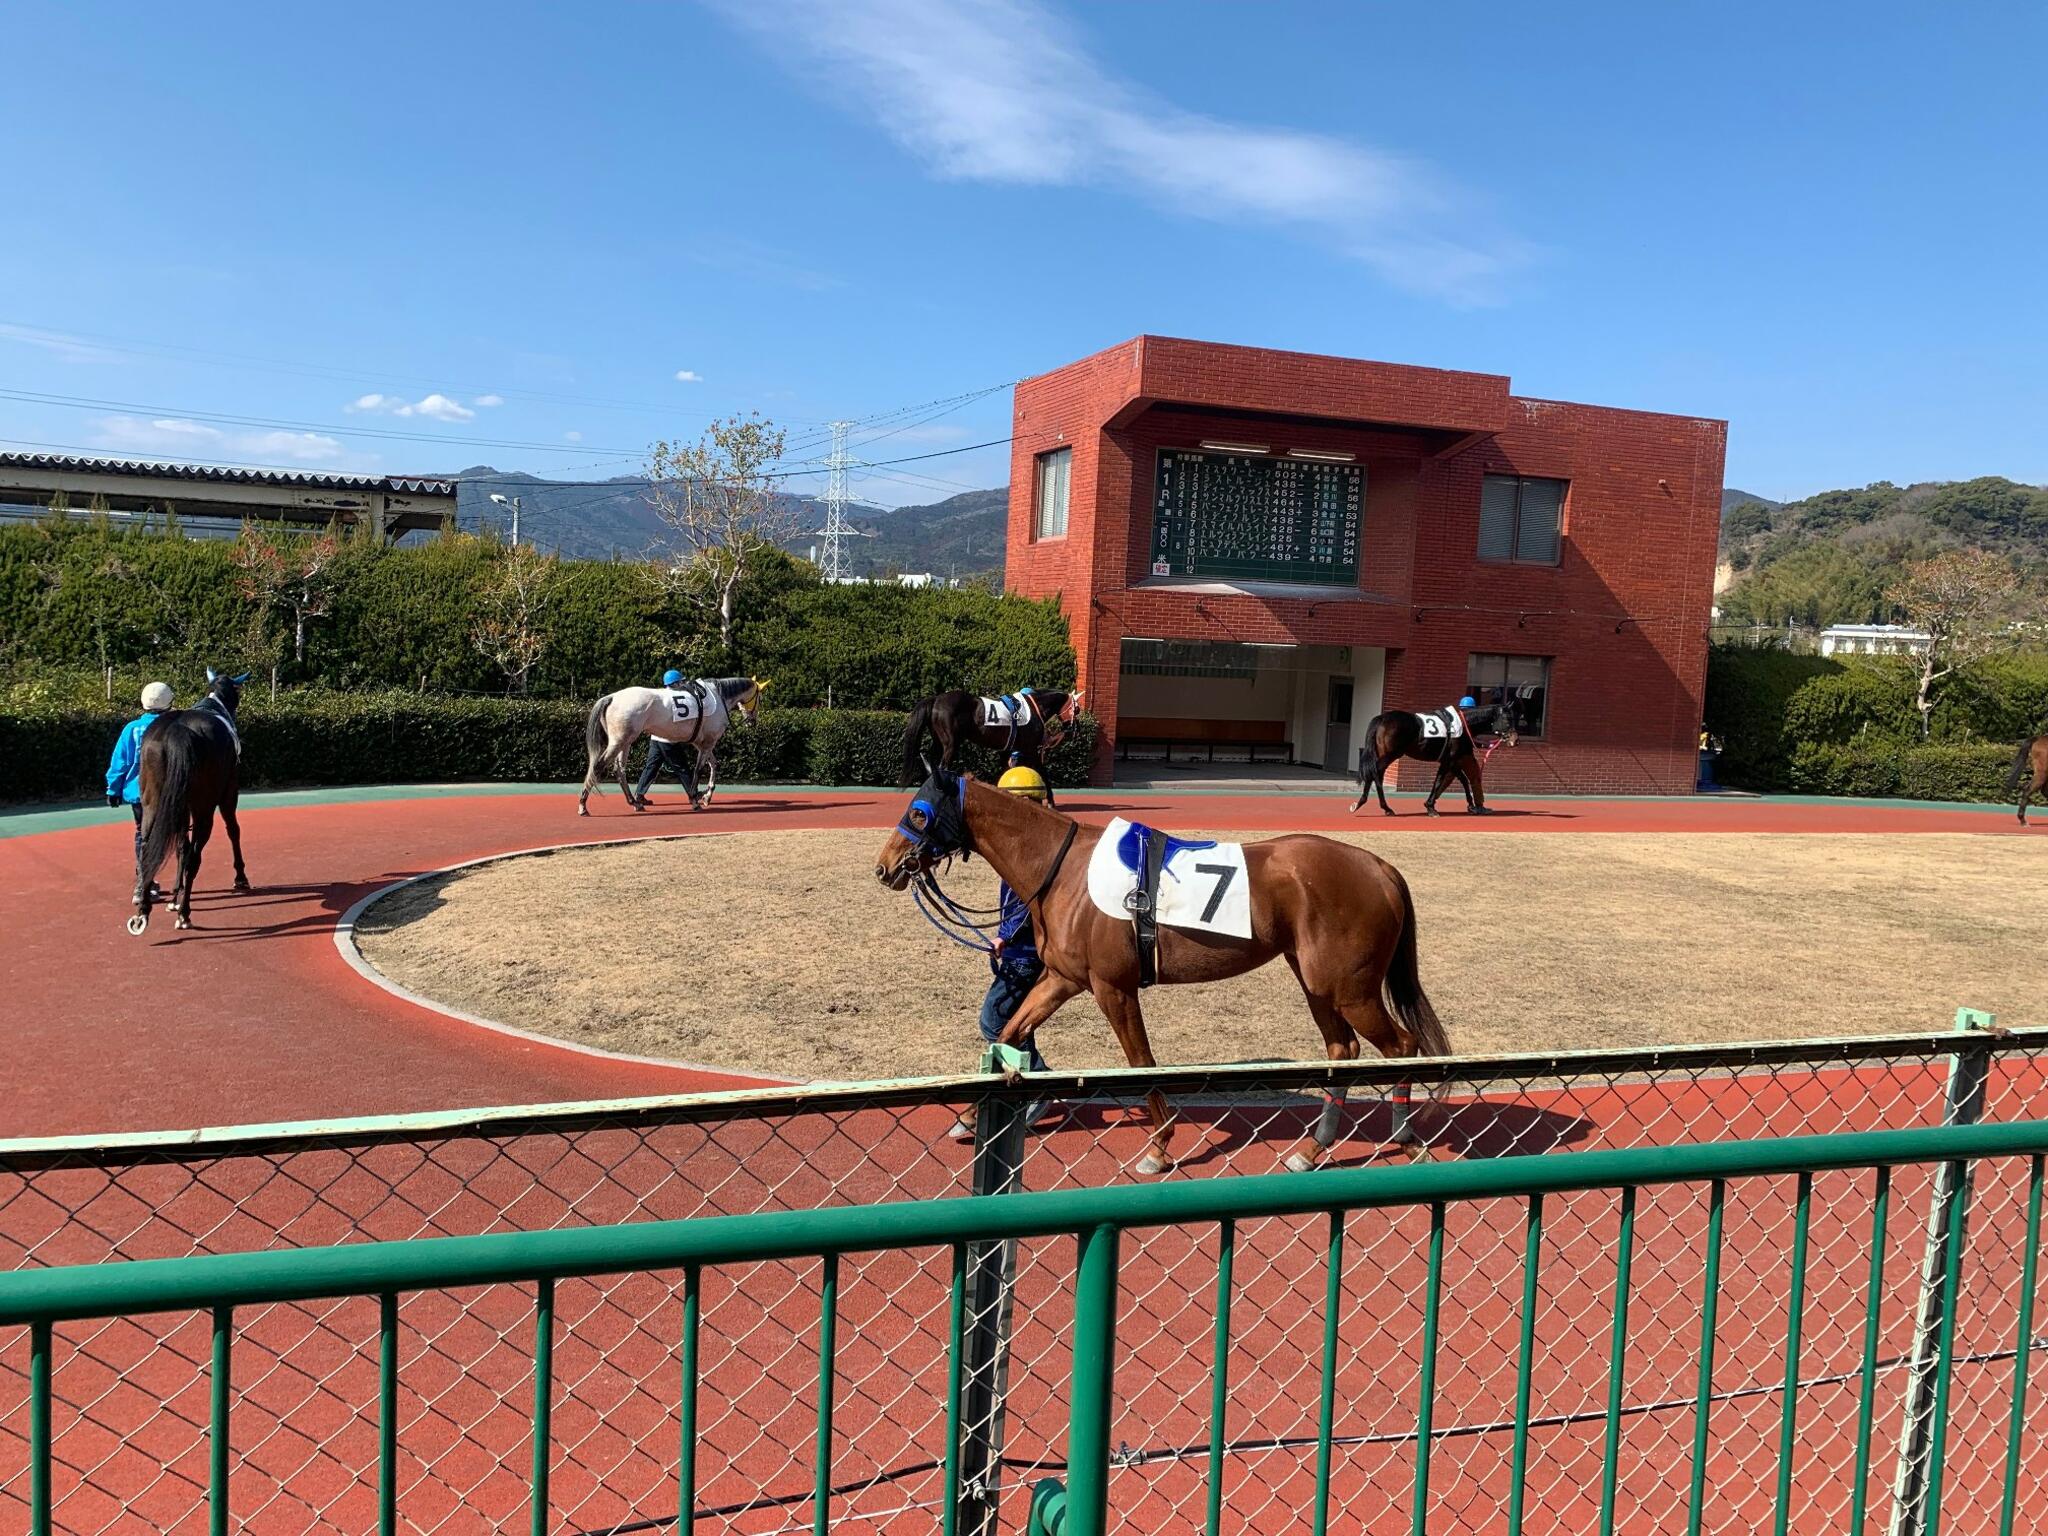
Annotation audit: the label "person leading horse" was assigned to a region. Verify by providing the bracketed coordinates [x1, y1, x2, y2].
[1351, 692, 1521, 816]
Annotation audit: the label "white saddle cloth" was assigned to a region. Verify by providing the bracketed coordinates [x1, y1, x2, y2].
[979, 694, 1033, 731]
[1418, 708, 1465, 741]
[1084, 817, 1253, 940]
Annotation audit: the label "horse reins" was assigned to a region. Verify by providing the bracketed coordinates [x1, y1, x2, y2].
[909, 818, 1078, 955]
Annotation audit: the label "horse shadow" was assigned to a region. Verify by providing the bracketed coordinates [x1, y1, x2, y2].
[1048, 1090, 1593, 1171]
[142, 873, 430, 946]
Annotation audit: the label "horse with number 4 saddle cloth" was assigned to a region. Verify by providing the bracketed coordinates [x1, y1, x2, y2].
[900, 684, 1082, 807]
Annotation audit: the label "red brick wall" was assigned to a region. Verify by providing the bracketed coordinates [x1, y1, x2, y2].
[1006, 338, 1727, 794]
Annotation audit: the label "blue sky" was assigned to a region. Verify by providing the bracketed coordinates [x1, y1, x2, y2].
[2, 1, 2043, 505]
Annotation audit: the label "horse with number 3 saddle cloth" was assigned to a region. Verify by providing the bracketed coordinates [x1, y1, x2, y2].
[1085, 816, 1252, 987]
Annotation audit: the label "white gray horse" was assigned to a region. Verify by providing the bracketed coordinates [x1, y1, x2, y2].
[578, 676, 767, 816]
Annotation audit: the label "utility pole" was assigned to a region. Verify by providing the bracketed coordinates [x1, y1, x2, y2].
[811, 421, 873, 581]
[488, 492, 522, 546]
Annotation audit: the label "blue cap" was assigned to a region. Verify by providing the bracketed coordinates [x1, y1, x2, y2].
[663, 669, 683, 687]
[1459, 695, 1476, 709]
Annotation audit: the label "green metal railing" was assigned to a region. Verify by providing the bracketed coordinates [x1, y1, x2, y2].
[5, 1119, 2047, 1536]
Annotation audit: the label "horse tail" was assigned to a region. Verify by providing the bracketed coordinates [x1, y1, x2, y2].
[901, 697, 933, 786]
[2009, 736, 2037, 793]
[586, 695, 614, 771]
[137, 725, 189, 886]
[1383, 864, 1451, 1059]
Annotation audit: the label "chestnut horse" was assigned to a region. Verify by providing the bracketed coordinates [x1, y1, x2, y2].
[876, 768, 1449, 1174]
[2009, 736, 2048, 825]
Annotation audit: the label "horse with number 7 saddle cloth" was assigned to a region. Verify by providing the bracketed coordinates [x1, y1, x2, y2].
[1085, 816, 1252, 986]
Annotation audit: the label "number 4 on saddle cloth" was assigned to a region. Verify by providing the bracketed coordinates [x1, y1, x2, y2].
[1086, 817, 1253, 987]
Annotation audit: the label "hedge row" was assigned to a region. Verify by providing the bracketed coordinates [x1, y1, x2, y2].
[0, 522, 1076, 709]
[0, 693, 1099, 803]
[1705, 646, 2048, 796]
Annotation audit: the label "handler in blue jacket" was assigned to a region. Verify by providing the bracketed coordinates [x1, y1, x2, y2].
[106, 681, 174, 871]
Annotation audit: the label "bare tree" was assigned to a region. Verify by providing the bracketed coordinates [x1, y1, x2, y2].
[230, 522, 340, 666]
[1887, 548, 2019, 738]
[646, 413, 793, 652]
[470, 541, 559, 694]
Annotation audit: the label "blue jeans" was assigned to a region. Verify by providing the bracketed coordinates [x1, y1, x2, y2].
[635, 740, 692, 801]
[980, 961, 1048, 1072]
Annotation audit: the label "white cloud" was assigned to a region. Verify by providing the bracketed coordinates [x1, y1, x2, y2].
[0, 322, 128, 364]
[564, 430, 584, 443]
[345, 391, 478, 421]
[475, 393, 505, 407]
[675, 369, 704, 383]
[92, 416, 348, 465]
[710, 0, 1519, 302]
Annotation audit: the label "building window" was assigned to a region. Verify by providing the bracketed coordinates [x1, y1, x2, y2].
[1478, 474, 1565, 564]
[1034, 447, 1071, 539]
[1467, 653, 1551, 738]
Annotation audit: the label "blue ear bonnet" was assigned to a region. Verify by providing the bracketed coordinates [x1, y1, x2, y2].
[898, 771, 970, 856]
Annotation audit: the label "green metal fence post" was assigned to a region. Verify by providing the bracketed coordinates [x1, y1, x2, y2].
[1597, 1186, 1638, 1536]
[679, 1264, 701, 1536]
[210, 1304, 233, 1536]
[942, 1244, 969, 1536]
[531, 1277, 554, 1536]
[1064, 1224, 1122, 1536]
[958, 1043, 1031, 1536]
[1887, 1007, 1996, 1536]
[1851, 1168, 1893, 1536]
[29, 1319, 51, 1536]
[1312, 1210, 1345, 1536]
[1921, 1155, 1973, 1536]
[379, 1292, 399, 1536]
[1684, 1179, 1724, 1536]
[1773, 1172, 1813, 1536]
[1410, 1201, 1446, 1536]
[814, 1253, 840, 1536]
[1997, 1155, 2044, 1536]
[1507, 1193, 1544, 1536]
[1204, 1218, 1235, 1536]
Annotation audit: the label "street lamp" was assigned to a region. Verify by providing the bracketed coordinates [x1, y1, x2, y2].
[487, 492, 521, 546]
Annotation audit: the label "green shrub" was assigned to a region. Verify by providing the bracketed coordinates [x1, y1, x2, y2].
[1782, 739, 2017, 802]
[1703, 647, 1839, 788]
[0, 694, 1100, 802]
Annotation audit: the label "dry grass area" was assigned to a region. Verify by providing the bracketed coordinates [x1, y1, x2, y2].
[353, 829, 2048, 1082]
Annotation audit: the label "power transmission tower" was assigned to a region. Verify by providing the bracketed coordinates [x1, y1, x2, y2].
[811, 420, 873, 581]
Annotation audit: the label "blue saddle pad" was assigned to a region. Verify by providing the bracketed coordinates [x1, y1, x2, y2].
[1115, 821, 1217, 875]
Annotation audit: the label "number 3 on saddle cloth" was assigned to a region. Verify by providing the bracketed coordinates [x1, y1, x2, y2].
[1085, 817, 1253, 987]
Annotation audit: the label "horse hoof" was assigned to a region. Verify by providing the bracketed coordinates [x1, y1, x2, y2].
[1381, 807, 1395, 818]
[577, 804, 590, 818]
[1425, 806, 1439, 818]
[1285, 1151, 1317, 1174]
[232, 878, 251, 894]
[1134, 1153, 1172, 1177]
[174, 915, 191, 931]
[125, 914, 148, 936]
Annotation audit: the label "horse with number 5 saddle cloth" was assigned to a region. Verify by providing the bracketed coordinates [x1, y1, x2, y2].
[875, 769, 1450, 1177]
[900, 686, 1083, 807]
[578, 676, 767, 816]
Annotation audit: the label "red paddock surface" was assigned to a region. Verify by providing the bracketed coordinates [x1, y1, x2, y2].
[0, 783, 2030, 1142]
[1, 785, 2042, 1535]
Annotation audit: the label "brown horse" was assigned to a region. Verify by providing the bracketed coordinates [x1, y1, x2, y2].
[2009, 736, 2048, 825]
[900, 687, 1080, 804]
[876, 768, 1449, 1175]
[1350, 697, 1520, 816]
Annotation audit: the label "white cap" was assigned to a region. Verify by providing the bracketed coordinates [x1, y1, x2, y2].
[141, 682, 174, 712]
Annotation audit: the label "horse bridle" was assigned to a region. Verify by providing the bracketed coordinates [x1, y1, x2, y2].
[896, 776, 1078, 952]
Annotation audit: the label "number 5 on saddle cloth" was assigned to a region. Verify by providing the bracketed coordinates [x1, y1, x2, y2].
[1085, 817, 1252, 987]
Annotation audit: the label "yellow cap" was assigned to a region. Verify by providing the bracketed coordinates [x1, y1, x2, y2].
[998, 765, 1049, 800]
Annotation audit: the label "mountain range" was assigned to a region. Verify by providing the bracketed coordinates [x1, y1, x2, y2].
[452, 469, 1010, 580]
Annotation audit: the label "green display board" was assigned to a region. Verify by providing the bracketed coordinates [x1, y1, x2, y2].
[1148, 448, 1364, 585]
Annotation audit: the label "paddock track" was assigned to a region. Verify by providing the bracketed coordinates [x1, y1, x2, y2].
[2, 786, 2042, 1535]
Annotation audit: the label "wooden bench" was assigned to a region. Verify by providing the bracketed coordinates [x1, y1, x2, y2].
[1115, 716, 1294, 765]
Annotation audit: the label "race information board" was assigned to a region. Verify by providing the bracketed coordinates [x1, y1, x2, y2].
[1148, 448, 1364, 585]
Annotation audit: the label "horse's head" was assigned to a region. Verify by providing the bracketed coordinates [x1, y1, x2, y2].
[725, 676, 768, 719]
[1489, 694, 1522, 747]
[1041, 688, 1082, 746]
[876, 766, 970, 891]
[204, 666, 251, 718]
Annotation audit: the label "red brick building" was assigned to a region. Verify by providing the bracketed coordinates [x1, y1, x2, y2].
[1004, 336, 1726, 794]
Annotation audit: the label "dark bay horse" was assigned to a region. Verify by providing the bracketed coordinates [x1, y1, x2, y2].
[1350, 698, 1521, 816]
[130, 668, 250, 934]
[876, 769, 1449, 1175]
[900, 688, 1079, 804]
[2009, 736, 2048, 824]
